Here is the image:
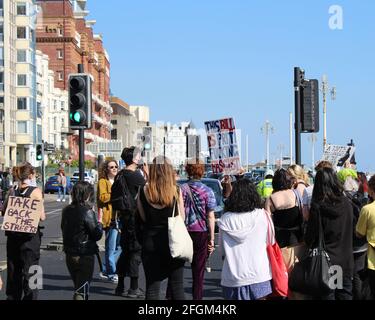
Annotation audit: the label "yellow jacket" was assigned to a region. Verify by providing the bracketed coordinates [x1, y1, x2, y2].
[97, 178, 114, 228]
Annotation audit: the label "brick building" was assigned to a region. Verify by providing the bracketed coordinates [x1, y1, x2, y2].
[36, 0, 112, 159]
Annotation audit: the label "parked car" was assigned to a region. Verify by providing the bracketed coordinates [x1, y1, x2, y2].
[44, 175, 73, 194]
[177, 178, 224, 233]
[70, 171, 95, 185]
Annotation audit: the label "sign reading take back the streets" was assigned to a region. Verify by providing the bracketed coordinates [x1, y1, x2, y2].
[1, 196, 43, 234]
[204, 118, 241, 175]
[321, 144, 356, 168]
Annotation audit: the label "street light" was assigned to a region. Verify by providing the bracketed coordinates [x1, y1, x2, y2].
[261, 120, 274, 169]
[320, 75, 336, 151]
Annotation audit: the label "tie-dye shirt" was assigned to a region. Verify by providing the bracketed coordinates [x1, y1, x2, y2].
[181, 180, 217, 232]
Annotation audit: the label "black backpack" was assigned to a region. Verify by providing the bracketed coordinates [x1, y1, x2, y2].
[110, 170, 136, 212]
[344, 191, 368, 251]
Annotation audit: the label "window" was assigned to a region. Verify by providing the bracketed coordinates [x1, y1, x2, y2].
[57, 71, 63, 81]
[111, 120, 117, 125]
[37, 102, 42, 117]
[111, 129, 117, 140]
[17, 97, 27, 110]
[57, 27, 63, 37]
[53, 117, 57, 131]
[53, 100, 57, 111]
[57, 49, 63, 59]
[0, 71, 3, 91]
[17, 74, 27, 86]
[17, 50, 27, 62]
[17, 26, 27, 39]
[17, 3, 27, 15]
[17, 121, 27, 134]
[0, 23, 3, 42]
[61, 117, 65, 128]
[61, 101, 65, 111]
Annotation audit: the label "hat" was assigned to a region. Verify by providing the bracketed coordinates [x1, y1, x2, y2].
[265, 169, 274, 177]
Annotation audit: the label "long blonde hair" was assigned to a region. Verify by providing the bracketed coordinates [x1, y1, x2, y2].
[287, 164, 309, 185]
[146, 156, 178, 207]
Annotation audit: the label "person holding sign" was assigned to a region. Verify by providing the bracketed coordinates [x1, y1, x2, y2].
[3, 162, 46, 300]
[61, 181, 103, 300]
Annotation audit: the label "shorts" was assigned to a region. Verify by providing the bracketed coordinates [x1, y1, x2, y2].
[223, 280, 272, 300]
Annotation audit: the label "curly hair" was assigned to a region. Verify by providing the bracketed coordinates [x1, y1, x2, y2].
[185, 159, 205, 180]
[288, 164, 309, 185]
[99, 160, 118, 180]
[272, 168, 294, 192]
[225, 179, 262, 213]
[368, 175, 375, 194]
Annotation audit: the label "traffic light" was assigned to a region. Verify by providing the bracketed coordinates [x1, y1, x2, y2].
[142, 127, 152, 151]
[301, 79, 319, 133]
[68, 74, 92, 129]
[36, 144, 43, 161]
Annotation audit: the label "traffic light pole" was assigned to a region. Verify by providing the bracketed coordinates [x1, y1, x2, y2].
[294, 67, 303, 165]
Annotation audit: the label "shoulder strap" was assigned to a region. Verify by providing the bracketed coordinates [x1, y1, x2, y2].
[292, 188, 303, 210]
[269, 195, 276, 211]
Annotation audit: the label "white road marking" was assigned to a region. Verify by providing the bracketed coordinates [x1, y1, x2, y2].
[46, 209, 62, 215]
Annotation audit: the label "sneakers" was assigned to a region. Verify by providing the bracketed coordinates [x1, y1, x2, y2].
[56, 199, 61, 202]
[99, 272, 109, 280]
[62, 199, 66, 202]
[126, 288, 145, 299]
[108, 275, 118, 283]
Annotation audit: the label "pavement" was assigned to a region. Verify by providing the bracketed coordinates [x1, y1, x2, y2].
[0, 193, 223, 300]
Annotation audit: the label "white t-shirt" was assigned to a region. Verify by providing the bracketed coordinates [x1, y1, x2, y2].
[218, 209, 272, 287]
[302, 185, 314, 208]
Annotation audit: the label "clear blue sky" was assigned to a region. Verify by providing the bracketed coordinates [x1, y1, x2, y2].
[88, 0, 375, 172]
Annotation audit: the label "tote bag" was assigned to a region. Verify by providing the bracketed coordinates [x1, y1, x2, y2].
[265, 211, 289, 297]
[288, 209, 332, 296]
[168, 199, 194, 263]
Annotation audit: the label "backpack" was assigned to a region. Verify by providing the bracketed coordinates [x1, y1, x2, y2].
[110, 170, 136, 212]
[344, 191, 368, 252]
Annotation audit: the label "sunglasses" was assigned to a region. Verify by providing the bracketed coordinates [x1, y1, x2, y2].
[109, 166, 118, 169]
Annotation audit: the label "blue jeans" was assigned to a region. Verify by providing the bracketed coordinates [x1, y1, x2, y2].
[58, 186, 66, 200]
[102, 226, 122, 277]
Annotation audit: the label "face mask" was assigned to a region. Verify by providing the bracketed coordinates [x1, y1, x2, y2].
[24, 179, 37, 187]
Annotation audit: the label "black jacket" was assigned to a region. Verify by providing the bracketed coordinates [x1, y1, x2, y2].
[61, 204, 103, 256]
[305, 196, 354, 276]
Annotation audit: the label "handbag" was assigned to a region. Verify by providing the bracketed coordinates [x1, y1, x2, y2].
[168, 198, 194, 263]
[265, 211, 289, 297]
[288, 209, 332, 296]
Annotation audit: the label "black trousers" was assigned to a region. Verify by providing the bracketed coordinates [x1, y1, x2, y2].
[66, 254, 95, 300]
[142, 252, 185, 300]
[319, 274, 353, 300]
[6, 233, 41, 300]
[369, 269, 375, 299]
[353, 251, 368, 300]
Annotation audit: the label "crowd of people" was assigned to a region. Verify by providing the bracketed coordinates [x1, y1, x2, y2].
[0, 148, 374, 301]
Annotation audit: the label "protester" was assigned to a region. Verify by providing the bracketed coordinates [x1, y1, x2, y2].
[264, 168, 305, 300]
[5, 162, 46, 300]
[302, 161, 333, 221]
[356, 175, 375, 300]
[137, 156, 186, 300]
[287, 164, 309, 198]
[115, 147, 147, 298]
[57, 168, 67, 202]
[264, 169, 303, 249]
[97, 160, 121, 283]
[357, 172, 369, 204]
[305, 167, 354, 300]
[257, 169, 274, 200]
[218, 179, 272, 300]
[61, 181, 103, 300]
[180, 159, 216, 300]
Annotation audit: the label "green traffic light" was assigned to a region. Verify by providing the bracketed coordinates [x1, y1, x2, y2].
[37, 155, 42, 161]
[73, 112, 81, 123]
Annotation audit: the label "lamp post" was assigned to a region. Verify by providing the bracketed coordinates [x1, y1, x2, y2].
[321, 75, 336, 151]
[261, 120, 274, 170]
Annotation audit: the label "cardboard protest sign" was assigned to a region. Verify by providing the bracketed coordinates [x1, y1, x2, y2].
[321, 144, 356, 168]
[1, 196, 43, 234]
[204, 118, 241, 175]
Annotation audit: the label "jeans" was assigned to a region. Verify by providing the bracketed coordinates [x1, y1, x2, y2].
[58, 186, 66, 201]
[102, 226, 122, 277]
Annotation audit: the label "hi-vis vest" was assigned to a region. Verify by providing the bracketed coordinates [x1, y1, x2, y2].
[257, 178, 273, 199]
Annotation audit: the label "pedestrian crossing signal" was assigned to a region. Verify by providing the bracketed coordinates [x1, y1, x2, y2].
[36, 144, 43, 161]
